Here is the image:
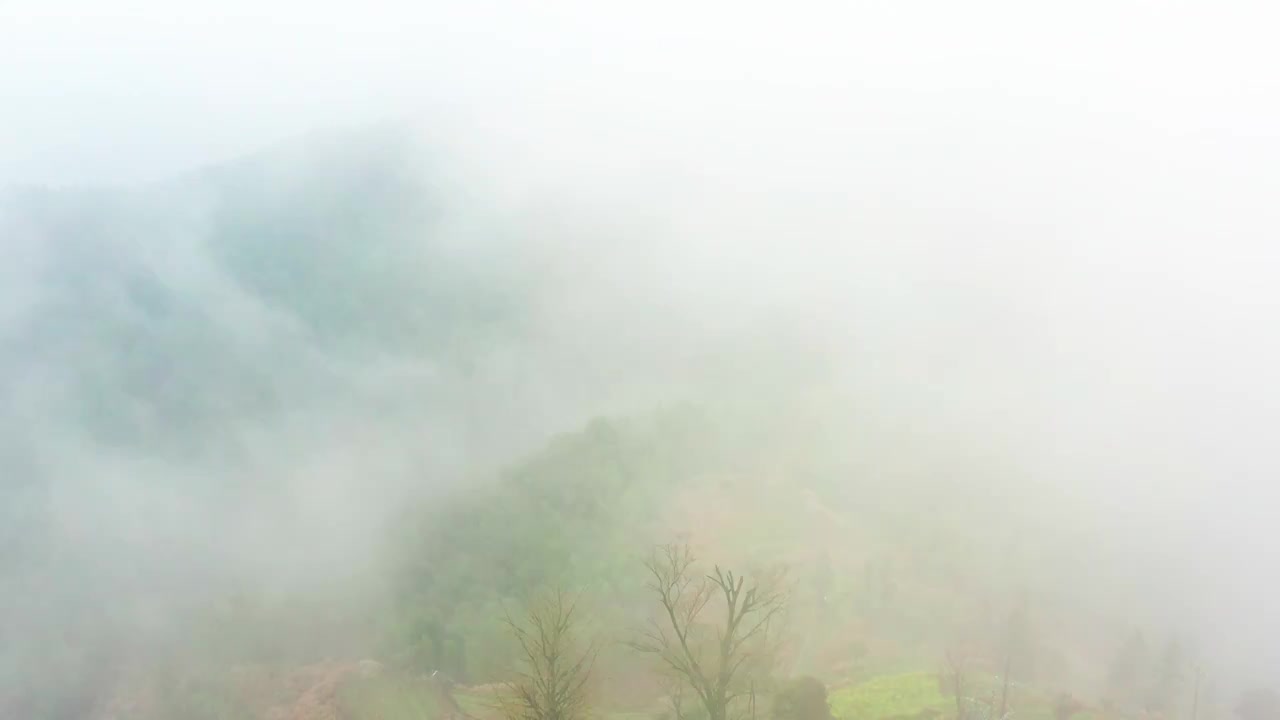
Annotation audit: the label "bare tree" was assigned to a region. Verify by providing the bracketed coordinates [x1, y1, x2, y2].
[997, 648, 1013, 720]
[632, 543, 788, 720]
[942, 605, 1028, 720]
[944, 648, 975, 720]
[501, 590, 596, 720]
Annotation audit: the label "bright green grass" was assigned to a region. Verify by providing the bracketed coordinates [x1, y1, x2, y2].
[828, 672, 951, 720]
[828, 671, 1089, 720]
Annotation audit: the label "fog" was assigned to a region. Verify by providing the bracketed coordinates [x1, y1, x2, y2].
[3, 1, 1279, 718]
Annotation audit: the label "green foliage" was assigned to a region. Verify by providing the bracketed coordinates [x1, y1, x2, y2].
[388, 410, 714, 679]
[827, 673, 949, 720]
[776, 677, 834, 720]
[388, 613, 470, 678]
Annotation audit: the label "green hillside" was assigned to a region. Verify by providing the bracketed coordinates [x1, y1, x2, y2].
[0, 129, 1219, 720]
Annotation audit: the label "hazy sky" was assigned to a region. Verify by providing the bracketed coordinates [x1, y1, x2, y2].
[5, 1, 1279, 184]
[5, 0, 1280, 691]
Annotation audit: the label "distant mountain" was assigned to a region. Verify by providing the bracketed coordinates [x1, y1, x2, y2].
[0, 127, 538, 459]
[0, 127, 566, 718]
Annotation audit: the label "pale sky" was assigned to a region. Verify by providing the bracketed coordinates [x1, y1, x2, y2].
[4, 1, 1279, 185]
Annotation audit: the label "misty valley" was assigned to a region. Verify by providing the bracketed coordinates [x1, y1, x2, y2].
[2, 127, 1274, 720]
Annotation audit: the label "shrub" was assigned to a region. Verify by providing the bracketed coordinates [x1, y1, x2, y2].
[776, 677, 833, 720]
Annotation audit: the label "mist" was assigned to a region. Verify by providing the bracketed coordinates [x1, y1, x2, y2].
[3, 1, 1279, 718]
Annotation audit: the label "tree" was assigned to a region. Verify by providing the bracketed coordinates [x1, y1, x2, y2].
[1003, 600, 1035, 680]
[401, 614, 469, 679]
[942, 633, 1014, 720]
[1148, 639, 1186, 716]
[633, 543, 789, 720]
[996, 599, 1035, 720]
[943, 645, 977, 720]
[1054, 694, 1091, 720]
[500, 590, 596, 720]
[1106, 631, 1150, 712]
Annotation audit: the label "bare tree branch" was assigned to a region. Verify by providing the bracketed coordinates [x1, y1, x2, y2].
[501, 589, 596, 720]
[634, 543, 789, 720]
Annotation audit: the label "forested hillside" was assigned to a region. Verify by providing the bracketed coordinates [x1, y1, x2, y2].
[0, 127, 548, 718]
[0, 129, 1264, 720]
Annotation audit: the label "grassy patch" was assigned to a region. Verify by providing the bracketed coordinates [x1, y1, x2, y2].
[458, 692, 499, 717]
[828, 673, 950, 720]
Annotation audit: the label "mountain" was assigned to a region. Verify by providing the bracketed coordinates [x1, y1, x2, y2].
[0, 128, 1230, 720]
[0, 127, 559, 718]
